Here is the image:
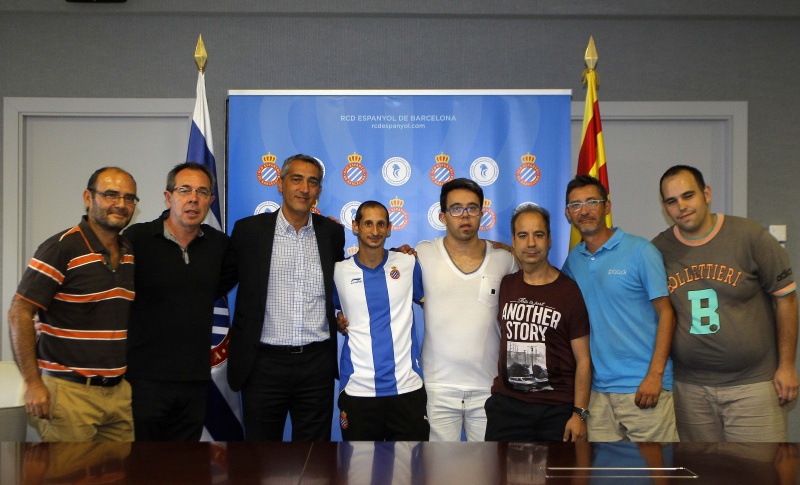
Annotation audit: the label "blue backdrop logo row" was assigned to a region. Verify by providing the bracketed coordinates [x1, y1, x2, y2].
[228, 91, 572, 266]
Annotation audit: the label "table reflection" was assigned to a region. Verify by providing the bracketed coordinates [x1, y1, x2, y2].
[6, 440, 799, 484]
[21, 441, 130, 484]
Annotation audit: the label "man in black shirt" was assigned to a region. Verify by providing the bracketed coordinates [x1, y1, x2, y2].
[125, 162, 236, 441]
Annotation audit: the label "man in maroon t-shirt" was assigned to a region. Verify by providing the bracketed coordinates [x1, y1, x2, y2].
[484, 203, 592, 442]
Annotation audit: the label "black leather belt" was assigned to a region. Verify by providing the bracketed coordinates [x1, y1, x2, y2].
[42, 369, 124, 387]
[259, 339, 328, 354]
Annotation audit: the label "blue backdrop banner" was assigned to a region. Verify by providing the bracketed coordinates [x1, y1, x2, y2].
[226, 90, 572, 440]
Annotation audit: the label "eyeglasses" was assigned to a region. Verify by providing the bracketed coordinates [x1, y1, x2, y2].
[444, 205, 482, 217]
[91, 189, 139, 205]
[173, 186, 212, 199]
[566, 199, 605, 213]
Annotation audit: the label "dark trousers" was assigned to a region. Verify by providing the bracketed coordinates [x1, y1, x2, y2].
[129, 378, 209, 441]
[338, 386, 430, 441]
[241, 342, 335, 441]
[484, 393, 572, 442]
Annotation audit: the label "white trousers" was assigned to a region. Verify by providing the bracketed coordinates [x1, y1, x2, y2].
[426, 387, 491, 441]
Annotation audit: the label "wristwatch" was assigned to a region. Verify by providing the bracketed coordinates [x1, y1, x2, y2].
[573, 406, 590, 421]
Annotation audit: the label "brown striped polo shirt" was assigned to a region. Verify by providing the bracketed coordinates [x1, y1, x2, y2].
[15, 216, 135, 378]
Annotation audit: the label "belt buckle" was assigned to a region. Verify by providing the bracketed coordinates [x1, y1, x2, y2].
[97, 376, 119, 387]
[289, 345, 304, 354]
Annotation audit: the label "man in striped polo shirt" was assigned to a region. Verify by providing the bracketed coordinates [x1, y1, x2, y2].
[8, 167, 137, 441]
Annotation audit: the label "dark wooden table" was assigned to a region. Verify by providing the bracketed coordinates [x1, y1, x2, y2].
[1, 440, 797, 484]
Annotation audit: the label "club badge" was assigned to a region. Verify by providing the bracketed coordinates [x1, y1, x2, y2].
[516, 153, 541, 187]
[479, 199, 497, 231]
[388, 197, 409, 231]
[429, 153, 455, 186]
[256, 153, 280, 186]
[342, 152, 367, 186]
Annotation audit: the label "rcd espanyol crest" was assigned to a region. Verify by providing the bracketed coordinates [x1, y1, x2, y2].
[257, 152, 280, 186]
[346, 244, 359, 257]
[388, 196, 409, 230]
[429, 153, 455, 186]
[342, 152, 367, 186]
[470, 157, 499, 187]
[516, 153, 541, 187]
[382, 156, 412, 186]
[311, 199, 322, 216]
[479, 199, 497, 231]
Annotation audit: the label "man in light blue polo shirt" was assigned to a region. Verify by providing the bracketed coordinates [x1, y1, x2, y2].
[561, 175, 678, 442]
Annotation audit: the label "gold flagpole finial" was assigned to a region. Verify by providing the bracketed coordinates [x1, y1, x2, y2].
[194, 34, 208, 73]
[584, 36, 598, 71]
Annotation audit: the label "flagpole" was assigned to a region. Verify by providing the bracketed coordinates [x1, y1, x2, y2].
[188, 35, 223, 231]
[570, 36, 611, 250]
[189, 35, 244, 442]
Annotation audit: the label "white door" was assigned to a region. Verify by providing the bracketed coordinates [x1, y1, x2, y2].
[3, 98, 194, 360]
[570, 101, 747, 241]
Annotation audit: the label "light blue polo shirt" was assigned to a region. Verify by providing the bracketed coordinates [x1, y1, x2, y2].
[562, 228, 672, 393]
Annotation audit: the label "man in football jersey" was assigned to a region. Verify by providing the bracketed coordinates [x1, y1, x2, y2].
[333, 201, 428, 440]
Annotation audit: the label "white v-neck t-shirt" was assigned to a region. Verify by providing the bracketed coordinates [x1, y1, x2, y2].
[417, 237, 517, 390]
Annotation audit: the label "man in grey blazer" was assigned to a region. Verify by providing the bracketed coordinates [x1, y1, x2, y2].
[227, 154, 345, 441]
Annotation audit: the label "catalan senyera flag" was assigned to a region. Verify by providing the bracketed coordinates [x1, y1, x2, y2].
[569, 36, 611, 250]
[189, 36, 244, 441]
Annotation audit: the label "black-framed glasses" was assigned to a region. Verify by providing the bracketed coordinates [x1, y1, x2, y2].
[91, 189, 139, 205]
[566, 199, 605, 213]
[444, 205, 482, 217]
[173, 186, 212, 199]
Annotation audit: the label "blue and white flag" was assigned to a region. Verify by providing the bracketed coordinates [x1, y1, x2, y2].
[189, 69, 244, 441]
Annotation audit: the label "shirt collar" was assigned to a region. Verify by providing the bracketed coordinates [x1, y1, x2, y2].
[79, 215, 132, 255]
[578, 227, 623, 256]
[160, 209, 204, 241]
[276, 208, 313, 234]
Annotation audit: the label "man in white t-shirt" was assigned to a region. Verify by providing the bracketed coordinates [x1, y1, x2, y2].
[416, 178, 517, 441]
